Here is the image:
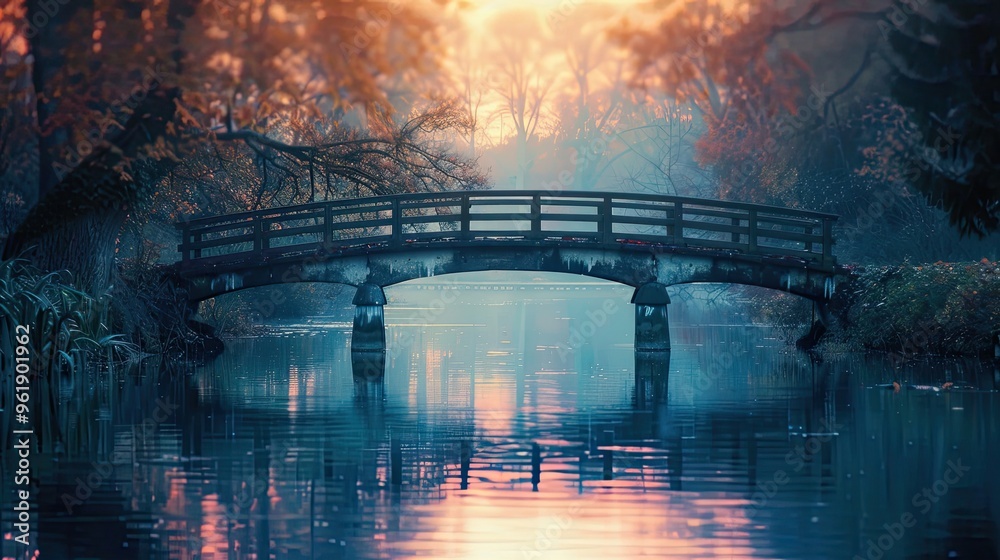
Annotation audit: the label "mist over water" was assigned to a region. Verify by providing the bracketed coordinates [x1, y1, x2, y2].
[16, 276, 1000, 560]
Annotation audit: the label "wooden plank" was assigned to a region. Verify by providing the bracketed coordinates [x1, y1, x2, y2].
[754, 228, 824, 243]
[467, 198, 534, 206]
[184, 232, 254, 251]
[537, 198, 602, 208]
[399, 214, 460, 225]
[754, 214, 821, 228]
[191, 220, 255, 236]
[677, 207, 752, 221]
[266, 212, 325, 227]
[612, 215, 679, 227]
[267, 224, 325, 239]
[329, 218, 393, 230]
[680, 219, 751, 236]
[398, 198, 463, 209]
[466, 212, 534, 222]
[537, 213, 600, 222]
[609, 200, 673, 212]
[461, 231, 531, 238]
[328, 204, 392, 218]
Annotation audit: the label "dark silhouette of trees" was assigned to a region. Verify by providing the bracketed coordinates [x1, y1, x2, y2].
[886, 0, 1000, 236]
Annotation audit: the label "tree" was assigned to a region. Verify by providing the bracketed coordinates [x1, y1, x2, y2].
[886, 0, 1000, 236]
[617, 0, 891, 205]
[2, 0, 485, 294]
[616, 0, 809, 203]
[485, 8, 555, 188]
[549, 3, 630, 191]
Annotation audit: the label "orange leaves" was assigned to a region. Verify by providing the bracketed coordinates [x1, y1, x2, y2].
[173, 101, 200, 128]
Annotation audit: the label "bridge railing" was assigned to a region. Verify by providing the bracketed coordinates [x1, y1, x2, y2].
[177, 190, 838, 269]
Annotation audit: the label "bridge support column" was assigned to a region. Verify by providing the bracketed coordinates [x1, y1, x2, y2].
[352, 283, 387, 353]
[632, 282, 671, 352]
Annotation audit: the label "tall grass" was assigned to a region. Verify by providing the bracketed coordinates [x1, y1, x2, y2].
[0, 257, 138, 453]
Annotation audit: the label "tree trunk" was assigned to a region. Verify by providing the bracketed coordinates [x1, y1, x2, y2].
[4, 88, 182, 295]
[25, 210, 130, 295]
[28, 0, 95, 199]
[516, 130, 528, 189]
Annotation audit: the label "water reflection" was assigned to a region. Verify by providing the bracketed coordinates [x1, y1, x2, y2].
[6, 284, 1000, 560]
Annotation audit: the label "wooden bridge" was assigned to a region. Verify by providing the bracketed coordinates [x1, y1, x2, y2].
[172, 190, 846, 357]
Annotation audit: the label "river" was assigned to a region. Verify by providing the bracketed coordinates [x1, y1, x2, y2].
[6, 277, 1000, 559]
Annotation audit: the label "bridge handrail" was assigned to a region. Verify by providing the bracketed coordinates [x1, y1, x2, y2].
[176, 189, 839, 269]
[175, 190, 839, 229]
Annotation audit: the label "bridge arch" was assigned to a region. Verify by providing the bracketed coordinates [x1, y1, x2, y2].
[180, 244, 840, 302]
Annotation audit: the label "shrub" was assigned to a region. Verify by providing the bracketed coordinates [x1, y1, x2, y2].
[846, 260, 1000, 356]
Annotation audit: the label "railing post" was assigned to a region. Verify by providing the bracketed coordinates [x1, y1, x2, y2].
[601, 196, 613, 244]
[530, 193, 541, 239]
[731, 216, 740, 244]
[805, 224, 814, 255]
[822, 217, 834, 268]
[747, 209, 758, 254]
[179, 222, 191, 261]
[672, 202, 684, 244]
[193, 231, 203, 259]
[253, 217, 267, 256]
[324, 204, 332, 247]
[391, 197, 401, 245]
[460, 193, 471, 240]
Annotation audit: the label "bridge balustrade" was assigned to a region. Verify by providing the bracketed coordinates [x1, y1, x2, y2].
[176, 190, 838, 270]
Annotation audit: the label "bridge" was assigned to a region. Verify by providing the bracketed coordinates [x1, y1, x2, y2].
[172, 190, 846, 358]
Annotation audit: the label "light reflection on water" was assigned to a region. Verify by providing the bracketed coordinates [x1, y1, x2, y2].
[14, 283, 1000, 560]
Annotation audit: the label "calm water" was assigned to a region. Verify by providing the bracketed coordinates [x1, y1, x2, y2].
[5, 280, 1000, 560]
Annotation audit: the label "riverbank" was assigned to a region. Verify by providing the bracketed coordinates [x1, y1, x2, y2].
[838, 259, 1000, 358]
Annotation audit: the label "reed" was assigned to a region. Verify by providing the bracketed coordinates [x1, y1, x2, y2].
[0, 257, 138, 453]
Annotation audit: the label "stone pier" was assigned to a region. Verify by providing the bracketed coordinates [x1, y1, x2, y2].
[632, 282, 671, 352]
[352, 283, 387, 352]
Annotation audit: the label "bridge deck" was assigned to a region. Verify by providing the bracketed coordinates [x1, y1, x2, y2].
[176, 190, 838, 273]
